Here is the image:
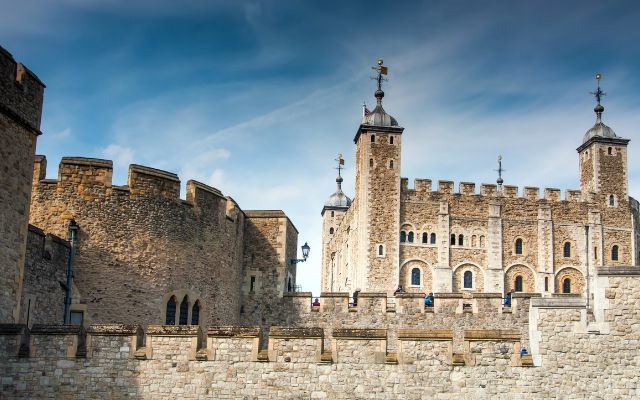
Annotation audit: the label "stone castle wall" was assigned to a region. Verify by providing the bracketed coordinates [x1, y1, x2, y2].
[19, 225, 70, 326]
[1, 272, 638, 399]
[28, 156, 297, 328]
[0, 46, 45, 323]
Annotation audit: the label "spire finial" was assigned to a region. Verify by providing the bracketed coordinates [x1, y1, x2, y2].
[495, 155, 505, 191]
[591, 72, 606, 122]
[335, 154, 345, 189]
[371, 59, 388, 105]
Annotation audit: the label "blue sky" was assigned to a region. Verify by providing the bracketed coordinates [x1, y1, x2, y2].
[3, 0, 639, 295]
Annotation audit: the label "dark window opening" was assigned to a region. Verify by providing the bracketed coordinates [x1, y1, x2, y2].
[562, 278, 571, 294]
[609, 195, 615, 206]
[390, 136, 394, 144]
[563, 242, 571, 258]
[179, 296, 189, 325]
[544, 277, 549, 292]
[430, 233, 436, 244]
[389, 160, 394, 169]
[422, 232, 428, 243]
[612, 245, 619, 261]
[407, 231, 414, 243]
[191, 301, 200, 325]
[515, 238, 523, 255]
[411, 268, 421, 286]
[331, 211, 335, 217]
[369, 158, 374, 168]
[250, 276, 256, 293]
[515, 276, 523, 292]
[378, 245, 384, 256]
[287, 278, 292, 292]
[70, 311, 84, 325]
[400, 231, 406, 242]
[371, 135, 375, 143]
[458, 234, 464, 246]
[463, 271, 473, 289]
[450, 234, 456, 245]
[608, 147, 612, 155]
[166, 296, 176, 325]
[329, 227, 334, 235]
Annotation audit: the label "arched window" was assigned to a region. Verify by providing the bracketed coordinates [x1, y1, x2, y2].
[430, 233, 436, 244]
[544, 277, 549, 292]
[608, 146, 612, 155]
[400, 231, 406, 242]
[378, 245, 384, 256]
[458, 234, 464, 246]
[471, 235, 477, 247]
[329, 227, 334, 235]
[371, 134, 375, 143]
[480, 235, 485, 247]
[562, 278, 571, 294]
[331, 211, 335, 217]
[407, 231, 414, 243]
[515, 275, 523, 292]
[609, 195, 615, 206]
[369, 158, 374, 168]
[179, 296, 189, 325]
[515, 238, 523, 255]
[563, 242, 571, 257]
[390, 136, 394, 144]
[166, 296, 176, 325]
[463, 271, 473, 289]
[389, 160, 394, 169]
[611, 245, 619, 261]
[450, 234, 456, 245]
[191, 301, 200, 325]
[411, 268, 421, 286]
[422, 232, 428, 243]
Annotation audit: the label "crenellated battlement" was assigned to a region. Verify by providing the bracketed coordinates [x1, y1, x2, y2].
[0, 46, 45, 132]
[401, 177, 593, 203]
[33, 155, 229, 208]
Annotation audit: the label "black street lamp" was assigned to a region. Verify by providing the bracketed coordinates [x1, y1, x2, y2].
[291, 242, 310, 264]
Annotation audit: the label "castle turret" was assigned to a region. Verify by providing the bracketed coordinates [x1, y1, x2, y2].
[0, 46, 45, 323]
[353, 60, 404, 294]
[320, 156, 352, 291]
[577, 74, 630, 203]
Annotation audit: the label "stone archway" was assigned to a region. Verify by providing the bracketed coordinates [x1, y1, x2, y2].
[504, 264, 536, 293]
[399, 260, 432, 293]
[554, 268, 585, 295]
[452, 263, 484, 292]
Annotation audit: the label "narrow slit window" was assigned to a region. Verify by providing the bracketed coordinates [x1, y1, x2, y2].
[369, 158, 374, 168]
[609, 195, 615, 206]
[515, 238, 523, 255]
[371, 134, 375, 143]
[329, 227, 334, 235]
[563, 242, 571, 258]
[611, 245, 619, 261]
[544, 277, 549, 292]
[389, 160, 394, 169]
[250, 276, 256, 293]
[378, 245, 384, 256]
[450, 234, 456, 245]
[390, 136, 394, 144]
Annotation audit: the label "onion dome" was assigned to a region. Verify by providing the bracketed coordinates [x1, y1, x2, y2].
[583, 103, 618, 143]
[324, 175, 352, 208]
[361, 89, 399, 127]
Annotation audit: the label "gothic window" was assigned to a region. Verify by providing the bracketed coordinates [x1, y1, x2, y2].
[166, 296, 176, 325]
[544, 277, 549, 292]
[450, 234, 456, 245]
[422, 232, 428, 243]
[329, 227, 334, 235]
[371, 134, 375, 143]
[369, 158, 374, 168]
[430, 233, 436, 244]
[458, 234, 464, 246]
[515, 238, 523, 255]
[563, 242, 571, 258]
[400, 231, 406, 242]
[609, 195, 615, 206]
[408, 231, 414, 243]
[515, 276, 523, 292]
[390, 136, 394, 144]
[562, 278, 571, 294]
[411, 268, 421, 286]
[389, 160, 394, 169]
[611, 245, 619, 261]
[463, 271, 473, 289]
[179, 296, 189, 325]
[191, 301, 200, 325]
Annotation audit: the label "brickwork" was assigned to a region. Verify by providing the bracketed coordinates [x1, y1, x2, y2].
[0, 47, 45, 323]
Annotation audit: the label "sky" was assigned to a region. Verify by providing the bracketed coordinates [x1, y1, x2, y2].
[2, 0, 639, 295]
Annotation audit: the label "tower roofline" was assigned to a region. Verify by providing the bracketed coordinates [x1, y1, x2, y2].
[577, 135, 630, 153]
[354, 124, 404, 144]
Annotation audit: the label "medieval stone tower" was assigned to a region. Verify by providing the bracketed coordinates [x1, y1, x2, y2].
[352, 60, 404, 293]
[0, 47, 45, 323]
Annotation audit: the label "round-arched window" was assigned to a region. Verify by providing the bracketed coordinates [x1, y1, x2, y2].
[411, 268, 421, 286]
[463, 271, 473, 289]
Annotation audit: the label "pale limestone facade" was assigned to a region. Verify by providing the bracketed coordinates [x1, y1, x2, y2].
[321, 84, 639, 298]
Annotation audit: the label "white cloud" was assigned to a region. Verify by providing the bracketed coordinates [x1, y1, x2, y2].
[102, 144, 134, 169]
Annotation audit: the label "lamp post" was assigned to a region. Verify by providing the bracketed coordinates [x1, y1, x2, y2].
[291, 242, 310, 264]
[63, 219, 79, 324]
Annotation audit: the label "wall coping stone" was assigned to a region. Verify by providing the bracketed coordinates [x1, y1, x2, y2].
[320, 292, 350, 298]
[472, 293, 504, 299]
[464, 329, 521, 341]
[434, 293, 463, 299]
[207, 326, 261, 338]
[398, 329, 453, 341]
[30, 324, 83, 335]
[531, 297, 586, 308]
[86, 324, 142, 335]
[147, 325, 200, 336]
[598, 267, 640, 276]
[283, 292, 312, 298]
[333, 328, 386, 339]
[359, 292, 388, 298]
[269, 327, 323, 339]
[512, 292, 542, 298]
[395, 293, 425, 298]
[129, 164, 179, 182]
[60, 157, 113, 169]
